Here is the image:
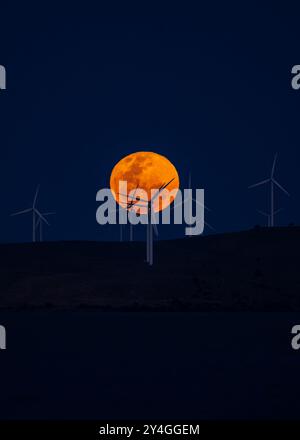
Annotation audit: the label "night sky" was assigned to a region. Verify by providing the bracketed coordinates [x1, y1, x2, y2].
[0, 2, 299, 242]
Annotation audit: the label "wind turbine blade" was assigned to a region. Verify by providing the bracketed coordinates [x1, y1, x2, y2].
[10, 208, 32, 216]
[192, 198, 211, 212]
[125, 198, 148, 209]
[248, 178, 270, 189]
[271, 153, 278, 178]
[171, 198, 215, 232]
[161, 177, 175, 191]
[117, 192, 148, 203]
[257, 209, 268, 217]
[35, 209, 50, 225]
[33, 185, 40, 208]
[171, 197, 210, 215]
[205, 221, 215, 231]
[274, 208, 283, 215]
[151, 178, 175, 202]
[128, 203, 147, 208]
[272, 179, 290, 196]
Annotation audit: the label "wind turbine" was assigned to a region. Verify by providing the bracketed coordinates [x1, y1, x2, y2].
[36, 212, 55, 241]
[11, 185, 52, 242]
[249, 153, 290, 227]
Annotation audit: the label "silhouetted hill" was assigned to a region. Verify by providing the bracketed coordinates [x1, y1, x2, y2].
[0, 226, 299, 310]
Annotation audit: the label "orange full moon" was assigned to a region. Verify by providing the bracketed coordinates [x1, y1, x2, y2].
[110, 151, 180, 213]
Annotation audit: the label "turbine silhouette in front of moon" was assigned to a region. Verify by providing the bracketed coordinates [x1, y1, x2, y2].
[110, 151, 180, 213]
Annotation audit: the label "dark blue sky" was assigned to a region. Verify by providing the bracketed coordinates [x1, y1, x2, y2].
[0, 2, 299, 242]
